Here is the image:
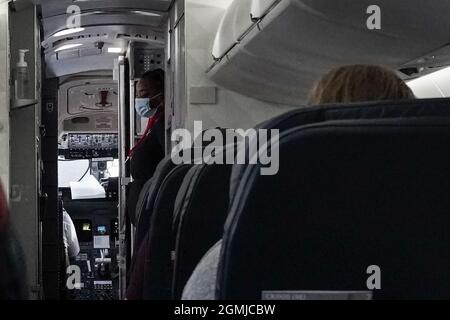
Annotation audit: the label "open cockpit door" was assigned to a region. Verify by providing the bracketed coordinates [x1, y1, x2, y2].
[115, 55, 130, 300]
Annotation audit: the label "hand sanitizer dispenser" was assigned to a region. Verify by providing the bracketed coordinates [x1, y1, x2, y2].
[15, 49, 30, 100]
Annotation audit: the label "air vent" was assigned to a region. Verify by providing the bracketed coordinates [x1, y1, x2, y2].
[53, 33, 108, 47]
[117, 33, 160, 40]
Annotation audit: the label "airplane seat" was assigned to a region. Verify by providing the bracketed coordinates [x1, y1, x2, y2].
[132, 178, 154, 228]
[218, 98, 450, 300]
[136, 129, 231, 299]
[134, 156, 178, 250]
[181, 105, 343, 300]
[141, 164, 193, 300]
[171, 159, 234, 300]
[134, 129, 231, 250]
[183, 99, 450, 300]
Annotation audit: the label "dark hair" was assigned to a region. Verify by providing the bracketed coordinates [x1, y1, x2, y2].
[309, 65, 415, 105]
[141, 68, 165, 93]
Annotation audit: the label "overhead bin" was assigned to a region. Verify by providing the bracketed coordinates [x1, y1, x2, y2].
[209, 0, 450, 105]
[212, 0, 280, 60]
[250, 0, 280, 20]
[212, 0, 254, 60]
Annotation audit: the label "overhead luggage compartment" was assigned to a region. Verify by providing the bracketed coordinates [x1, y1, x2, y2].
[208, 0, 450, 105]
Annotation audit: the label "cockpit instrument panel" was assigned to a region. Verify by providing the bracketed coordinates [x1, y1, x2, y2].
[60, 134, 118, 159]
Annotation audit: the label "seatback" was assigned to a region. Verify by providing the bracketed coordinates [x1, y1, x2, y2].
[134, 131, 229, 250]
[142, 164, 193, 300]
[171, 162, 233, 299]
[218, 99, 450, 300]
[180, 106, 326, 300]
[134, 156, 177, 249]
[132, 177, 153, 227]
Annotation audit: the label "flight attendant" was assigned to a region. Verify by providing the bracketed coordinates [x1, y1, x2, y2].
[127, 69, 166, 228]
[126, 69, 166, 300]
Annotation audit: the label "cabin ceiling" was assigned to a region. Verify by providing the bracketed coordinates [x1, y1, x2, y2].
[33, 0, 173, 18]
[30, 0, 173, 77]
[35, 0, 172, 38]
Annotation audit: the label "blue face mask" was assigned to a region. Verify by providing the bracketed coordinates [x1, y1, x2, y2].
[135, 93, 163, 118]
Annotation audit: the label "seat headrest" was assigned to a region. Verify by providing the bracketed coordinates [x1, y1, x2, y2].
[259, 98, 450, 131]
[230, 98, 450, 201]
[135, 155, 178, 247]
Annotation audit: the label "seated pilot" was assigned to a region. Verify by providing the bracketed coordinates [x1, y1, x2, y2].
[62, 206, 80, 266]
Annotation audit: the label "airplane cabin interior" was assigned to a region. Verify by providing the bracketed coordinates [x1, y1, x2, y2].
[2, 0, 450, 303]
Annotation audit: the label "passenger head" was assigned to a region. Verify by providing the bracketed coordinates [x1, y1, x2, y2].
[135, 68, 165, 118]
[309, 65, 415, 105]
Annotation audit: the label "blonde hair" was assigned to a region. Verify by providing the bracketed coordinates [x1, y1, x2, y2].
[309, 65, 415, 105]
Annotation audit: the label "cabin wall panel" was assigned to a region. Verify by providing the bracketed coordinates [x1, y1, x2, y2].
[0, 2, 9, 195]
[9, 3, 42, 300]
[184, 0, 296, 135]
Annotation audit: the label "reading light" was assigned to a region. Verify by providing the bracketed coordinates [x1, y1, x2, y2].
[53, 27, 85, 37]
[55, 43, 83, 52]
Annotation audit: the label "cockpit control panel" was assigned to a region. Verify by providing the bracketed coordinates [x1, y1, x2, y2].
[59, 133, 118, 159]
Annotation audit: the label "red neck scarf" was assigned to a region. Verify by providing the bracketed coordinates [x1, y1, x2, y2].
[128, 107, 163, 158]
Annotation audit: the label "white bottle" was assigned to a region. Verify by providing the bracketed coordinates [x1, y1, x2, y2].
[15, 49, 30, 100]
